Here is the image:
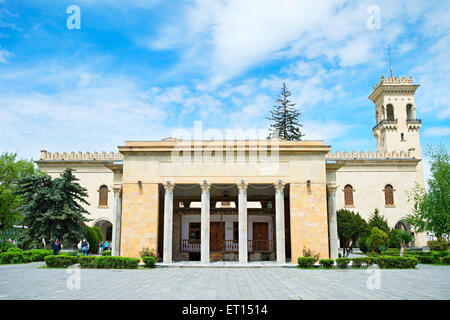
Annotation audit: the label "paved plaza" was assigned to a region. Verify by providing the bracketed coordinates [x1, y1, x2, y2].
[0, 262, 449, 300]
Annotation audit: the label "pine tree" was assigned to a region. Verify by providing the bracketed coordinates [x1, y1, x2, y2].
[267, 82, 304, 140]
[16, 169, 91, 247]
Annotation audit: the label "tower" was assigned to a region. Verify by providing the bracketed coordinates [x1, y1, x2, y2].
[369, 76, 422, 158]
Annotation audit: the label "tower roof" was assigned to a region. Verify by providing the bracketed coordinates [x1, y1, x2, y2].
[369, 76, 420, 102]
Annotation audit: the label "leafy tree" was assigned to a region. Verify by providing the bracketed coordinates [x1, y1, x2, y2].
[368, 209, 390, 234]
[92, 226, 103, 243]
[16, 169, 91, 247]
[366, 227, 389, 254]
[408, 145, 449, 238]
[0, 153, 38, 229]
[267, 82, 304, 141]
[388, 229, 413, 249]
[337, 209, 368, 257]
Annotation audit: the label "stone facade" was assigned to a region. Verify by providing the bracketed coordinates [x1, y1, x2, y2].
[36, 75, 427, 262]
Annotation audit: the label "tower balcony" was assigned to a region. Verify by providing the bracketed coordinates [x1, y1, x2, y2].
[372, 119, 398, 131]
[407, 119, 422, 130]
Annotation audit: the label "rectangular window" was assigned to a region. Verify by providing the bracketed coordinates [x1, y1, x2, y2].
[233, 222, 239, 243]
[189, 223, 201, 242]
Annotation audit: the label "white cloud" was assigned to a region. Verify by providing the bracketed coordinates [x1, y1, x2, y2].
[0, 48, 13, 63]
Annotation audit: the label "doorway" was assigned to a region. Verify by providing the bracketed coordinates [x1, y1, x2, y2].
[253, 222, 269, 251]
[210, 222, 225, 251]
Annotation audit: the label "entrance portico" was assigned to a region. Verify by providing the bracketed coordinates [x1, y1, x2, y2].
[161, 182, 286, 264]
[116, 139, 333, 264]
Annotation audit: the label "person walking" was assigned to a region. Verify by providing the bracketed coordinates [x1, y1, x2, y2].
[104, 240, 109, 251]
[51, 239, 62, 255]
[81, 239, 89, 256]
[99, 241, 104, 254]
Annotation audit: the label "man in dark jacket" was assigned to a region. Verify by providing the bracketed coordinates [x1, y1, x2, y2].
[52, 239, 62, 255]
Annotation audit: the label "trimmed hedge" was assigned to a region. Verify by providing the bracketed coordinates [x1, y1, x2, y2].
[442, 257, 450, 265]
[0, 251, 25, 264]
[374, 256, 418, 269]
[336, 258, 351, 269]
[351, 257, 363, 268]
[297, 257, 315, 269]
[101, 250, 112, 256]
[319, 259, 334, 268]
[94, 256, 139, 269]
[45, 255, 79, 268]
[79, 256, 97, 268]
[427, 239, 449, 252]
[143, 256, 157, 268]
[0, 249, 53, 264]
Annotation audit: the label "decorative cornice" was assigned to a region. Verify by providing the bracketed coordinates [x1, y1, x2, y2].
[326, 150, 414, 160]
[39, 150, 123, 161]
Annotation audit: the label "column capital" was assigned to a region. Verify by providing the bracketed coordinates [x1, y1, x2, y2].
[200, 181, 211, 193]
[112, 185, 123, 196]
[327, 184, 337, 195]
[274, 180, 285, 192]
[237, 180, 247, 192]
[163, 181, 174, 192]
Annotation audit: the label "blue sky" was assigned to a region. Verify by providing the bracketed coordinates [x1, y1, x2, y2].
[0, 0, 449, 178]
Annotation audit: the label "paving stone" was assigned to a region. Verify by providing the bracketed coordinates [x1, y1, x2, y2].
[0, 262, 449, 299]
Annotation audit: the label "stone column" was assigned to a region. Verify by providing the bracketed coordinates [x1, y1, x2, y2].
[163, 182, 174, 264]
[200, 181, 211, 264]
[275, 181, 286, 264]
[327, 184, 339, 260]
[112, 186, 122, 256]
[238, 181, 248, 264]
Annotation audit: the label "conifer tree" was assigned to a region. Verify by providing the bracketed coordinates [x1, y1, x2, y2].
[267, 82, 304, 140]
[16, 169, 91, 247]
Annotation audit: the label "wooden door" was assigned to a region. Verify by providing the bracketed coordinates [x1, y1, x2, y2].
[210, 222, 225, 251]
[253, 222, 268, 251]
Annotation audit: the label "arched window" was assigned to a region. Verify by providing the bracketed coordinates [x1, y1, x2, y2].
[344, 185, 354, 206]
[99, 185, 108, 206]
[386, 104, 395, 121]
[384, 184, 394, 205]
[406, 104, 413, 120]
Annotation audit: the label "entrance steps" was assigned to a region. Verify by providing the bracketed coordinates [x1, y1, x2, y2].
[155, 261, 296, 268]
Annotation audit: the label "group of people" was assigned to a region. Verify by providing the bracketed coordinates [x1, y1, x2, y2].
[5, 238, 17, 245]
[76, 239, 111, 256]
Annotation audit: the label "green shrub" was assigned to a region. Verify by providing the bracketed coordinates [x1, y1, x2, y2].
[366, 227, 389, 254]
[361, 257, 375, 266]
[7, 247, 23, 253]
[79, 256, 97, 268]
[101, 250, 111, 256]
[143, 256, 157, 268]
[44, 255, 79, 268]
[374, 256, 418, 269]
[83, 226, 99, 253]
[94, 256, 139, 269]
[427, 239, 449, 252]
[25, 249, 53, 262]
[0, 241, 16, 252]
[0, 251, 25, 264]
[319, 259, 334, 268]
[297, 257, 315, 269]
[408, 254, 438, 264]
[139, 247, 158, 259]
[351, 257, 363, 268]
[336, 258, 350, 269]
[442, 257, 450, 265]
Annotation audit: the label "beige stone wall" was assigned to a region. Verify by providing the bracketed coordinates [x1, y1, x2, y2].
[120, 183, 159, 258]
[330, 161, 427, 246]
[289, 183, 329, 263]
[38, 163, 114, 227]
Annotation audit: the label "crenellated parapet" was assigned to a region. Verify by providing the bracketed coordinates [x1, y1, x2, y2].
[373, 76, 414, 89]
[326, 150, 414, 160]
[40, 150, 123, 161]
